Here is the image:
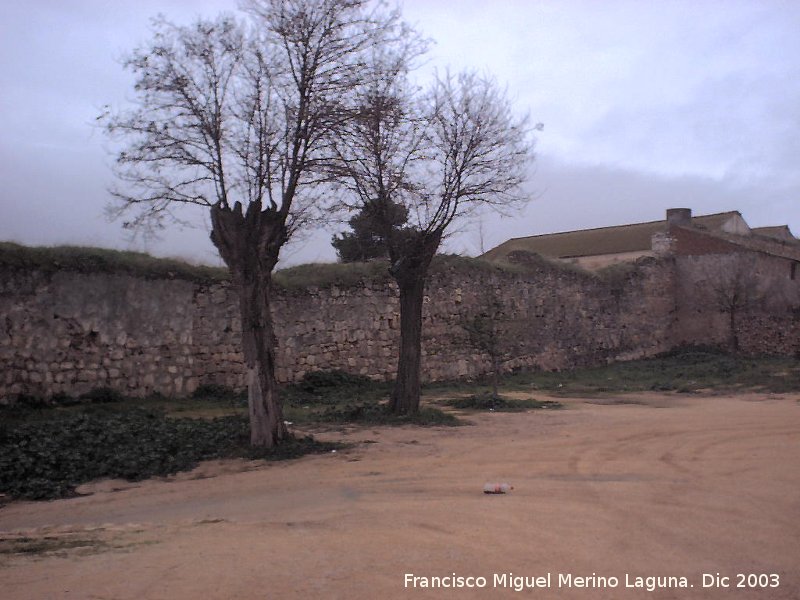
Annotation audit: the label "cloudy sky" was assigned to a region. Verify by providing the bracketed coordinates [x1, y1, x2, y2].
[2, 0, 798, 266]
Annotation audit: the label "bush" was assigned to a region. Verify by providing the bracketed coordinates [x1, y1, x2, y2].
[297, 370, 374, 393]
[191, 383, 247, 403]
[12, 394, 48, 409]
[49, 391, 81, 406]
[79, 387, 126, 404]
[283, 370, 388, 407]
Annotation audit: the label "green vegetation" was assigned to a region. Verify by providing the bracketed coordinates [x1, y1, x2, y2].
[500, 347, 800, 394]
[0, 407, 338, 501]
[332, 199, 409, 263]
[281, 370, 459, 426]
[0, 372, 458, 501]
[0, 241, 590, 292]
[283, 369, 387, 407]
[3, 351, 796, 503]
[273, 260, 391, 291]
[0, 535, 108, 557]
[271, 253, 557, 291]
[443, 392, 562, 412]
[0, 242, 228, 282]
[313, 403, 460, 426]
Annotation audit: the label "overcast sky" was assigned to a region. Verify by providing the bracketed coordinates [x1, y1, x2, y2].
[2, 1, 798, 267]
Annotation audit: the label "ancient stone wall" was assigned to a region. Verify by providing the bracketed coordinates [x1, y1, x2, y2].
[0, 253, 678, 402]
[672, 251, 800, 354]
[1, 245, 796, 403]
[0, 269, 200, 400]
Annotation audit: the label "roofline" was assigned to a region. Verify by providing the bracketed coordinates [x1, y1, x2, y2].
[499, 211, 742, 245]
[752, 225, 791, 231]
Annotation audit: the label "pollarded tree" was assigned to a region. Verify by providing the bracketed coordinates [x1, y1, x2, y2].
[331, 62, 536, 414]
[102, 0, 404, 447]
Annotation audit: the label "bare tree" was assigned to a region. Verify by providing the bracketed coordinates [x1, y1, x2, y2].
[331, 62, 536, 413]
[461, 290, 509, 399]
[102, 1, 402, 447]
[702, 253, 762, 352]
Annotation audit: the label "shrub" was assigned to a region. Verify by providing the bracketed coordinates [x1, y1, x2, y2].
[191, 383, 247, 403]
[296, 370, 374, 393]
[283, 370, 388, 407]
[79, 387, 126, 404]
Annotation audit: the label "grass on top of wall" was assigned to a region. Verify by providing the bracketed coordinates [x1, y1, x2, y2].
[2, 241, 599, 290]
[0, 242, 228, 282]
[272, 254, 560, 291]
[273, 260, 391, 290]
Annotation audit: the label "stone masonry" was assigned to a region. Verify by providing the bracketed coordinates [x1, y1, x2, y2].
[0, 246, 797, 402]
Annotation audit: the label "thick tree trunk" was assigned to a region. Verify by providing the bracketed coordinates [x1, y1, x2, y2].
[388, 230, 441, 415]
[390, 276, 426, 414]
[210, 200, 288, 448]
[238, 273, 288, 447]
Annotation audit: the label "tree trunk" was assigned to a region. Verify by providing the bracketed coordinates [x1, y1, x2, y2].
[210, 200, 288, 447]
[237, 272, 288, 447]
[387, 231, 441, 415]
[729, 307, 739, 353]
[491, 354, 500, 399]
[390, 275, 426, 414]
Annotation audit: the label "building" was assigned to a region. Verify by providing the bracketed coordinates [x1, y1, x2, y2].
[482, 208, 800, 271]
[484, 207, 800, 354]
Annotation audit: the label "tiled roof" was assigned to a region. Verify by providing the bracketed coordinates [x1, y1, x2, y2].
[752, 226, 796, 242]
[482, 212, 740, 260]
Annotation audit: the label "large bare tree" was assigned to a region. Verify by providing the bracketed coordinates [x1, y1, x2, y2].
[331, 62, 536, 413]
[103, 0, 402, 446]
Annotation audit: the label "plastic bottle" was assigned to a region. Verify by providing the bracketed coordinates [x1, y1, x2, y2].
[483, 482, 513, 494]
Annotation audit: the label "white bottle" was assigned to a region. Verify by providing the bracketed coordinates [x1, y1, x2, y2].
[483, 482, 513, 494]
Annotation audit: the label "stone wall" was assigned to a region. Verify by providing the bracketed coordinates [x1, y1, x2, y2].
[672, 251, 800, 355]
[1, 269, 201, 400]
[1, 245, 797, 403]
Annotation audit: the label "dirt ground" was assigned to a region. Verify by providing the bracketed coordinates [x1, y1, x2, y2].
[1, 392, 798, 599]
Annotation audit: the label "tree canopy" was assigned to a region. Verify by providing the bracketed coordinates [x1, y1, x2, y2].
[103, 0, 411, 446]
[332, 199, 409, 262]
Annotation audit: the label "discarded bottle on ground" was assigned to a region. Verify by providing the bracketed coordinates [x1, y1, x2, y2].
[483, 482, 513, 494]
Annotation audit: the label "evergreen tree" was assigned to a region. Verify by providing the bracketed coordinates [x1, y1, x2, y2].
[332, 200, 409, 262]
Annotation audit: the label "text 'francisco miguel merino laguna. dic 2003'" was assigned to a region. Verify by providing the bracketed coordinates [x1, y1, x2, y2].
[405, 572, 711, 592]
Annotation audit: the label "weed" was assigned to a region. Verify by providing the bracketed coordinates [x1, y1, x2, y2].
[502, 348, 800, 394]
[445, 393, 562, 411]
[316, 402, 461, 427]
[0, 535, 107, 556]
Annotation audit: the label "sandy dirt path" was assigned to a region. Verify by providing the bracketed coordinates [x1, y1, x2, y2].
[1, 392, 798, 599]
